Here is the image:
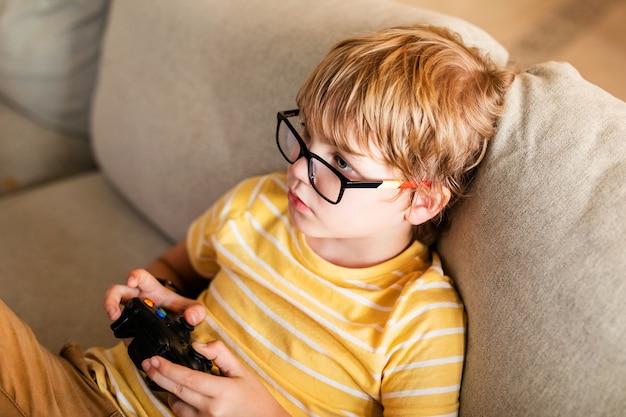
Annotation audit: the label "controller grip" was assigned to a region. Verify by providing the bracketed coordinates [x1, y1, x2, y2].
[189, 346, 214, 373]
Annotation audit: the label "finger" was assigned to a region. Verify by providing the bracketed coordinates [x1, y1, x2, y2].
[192, 341, 243, 378]
[168, 394, 199, 417]
[105, 269, 205, 323]
[182, 302, 207, 326]
[103, 270, 163, 320]
[142, 291, 205, 322]
[103, 283, 141, 320]
[142, 356, 218, 405]
[127, 270, 201, 311]
[126, 269, 162, 293]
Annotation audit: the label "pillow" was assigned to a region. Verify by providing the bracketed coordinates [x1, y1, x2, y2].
[438, 62, 626, 416]
[92, 0, 509, 241]
[0, 0, 110, 137]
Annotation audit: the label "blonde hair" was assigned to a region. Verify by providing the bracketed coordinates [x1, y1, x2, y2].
[296, 24, 517, 244]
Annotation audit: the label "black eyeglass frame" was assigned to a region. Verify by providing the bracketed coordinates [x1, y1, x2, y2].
[276, 109, 426, 204]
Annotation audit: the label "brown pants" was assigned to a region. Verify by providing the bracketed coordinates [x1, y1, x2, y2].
[0, 299, 122, 417]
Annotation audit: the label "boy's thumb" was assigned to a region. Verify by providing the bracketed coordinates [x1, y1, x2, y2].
[192, 340, 240, 377]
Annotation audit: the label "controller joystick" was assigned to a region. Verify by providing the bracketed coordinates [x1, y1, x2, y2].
[110, 297, 215, 390]
[179, 317, 195, 332]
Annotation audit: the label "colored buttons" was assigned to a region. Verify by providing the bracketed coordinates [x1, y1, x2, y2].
[142, 298, 167, 318]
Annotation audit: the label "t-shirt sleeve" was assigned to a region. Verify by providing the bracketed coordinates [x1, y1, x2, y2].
[186, 181, 243, 278]
[381, 256, 466, 417]
[186, 175, 276, 278]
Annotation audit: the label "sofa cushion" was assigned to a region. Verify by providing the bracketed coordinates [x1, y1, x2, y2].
[0, 0, 110, 137]
[0, 100, 96, 194]
[0, 172, 171, 351]
[92, 0, 508, 241]
[438, 61, 626, 416]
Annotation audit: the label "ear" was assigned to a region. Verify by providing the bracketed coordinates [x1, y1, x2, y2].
[404, 186, 452, 226]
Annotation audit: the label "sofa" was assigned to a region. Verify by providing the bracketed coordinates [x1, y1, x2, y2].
[1, 0, 624, 416]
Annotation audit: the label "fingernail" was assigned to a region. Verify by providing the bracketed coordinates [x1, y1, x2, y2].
[189, 311, 199, 324]
[142, 359, 151, 371]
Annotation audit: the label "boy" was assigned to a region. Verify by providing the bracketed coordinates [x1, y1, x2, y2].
[0, 24, 515, 416]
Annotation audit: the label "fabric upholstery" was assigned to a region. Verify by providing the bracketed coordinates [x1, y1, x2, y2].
[0, 172, 171, 350]
[92, 0, 508, 241]
[438, 61, 626, 417]
[0, 100, 96, 194]
[0, 0, 110, 136]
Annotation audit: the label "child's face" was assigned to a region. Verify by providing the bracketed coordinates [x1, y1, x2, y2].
[285, 130, 415, 245]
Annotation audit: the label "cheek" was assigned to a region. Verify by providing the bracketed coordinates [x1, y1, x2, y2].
[333, 192, 406, 224]
[309, 198, 368, 234]
[369, 193, 414, 225]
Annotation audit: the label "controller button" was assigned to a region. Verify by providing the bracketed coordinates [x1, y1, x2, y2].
[156, 308, 167, 318]
[143, 298, 155, 307]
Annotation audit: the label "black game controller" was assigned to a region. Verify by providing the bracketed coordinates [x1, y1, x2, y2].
[110, 297, 214, 390]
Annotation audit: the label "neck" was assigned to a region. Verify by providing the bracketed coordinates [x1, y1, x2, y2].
[305, 233, 414, 268]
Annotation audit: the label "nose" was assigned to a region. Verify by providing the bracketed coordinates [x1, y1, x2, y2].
[289, 154, 310, 184]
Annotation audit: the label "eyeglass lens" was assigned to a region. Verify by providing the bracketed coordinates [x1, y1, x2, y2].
[278, 115, 343, 203]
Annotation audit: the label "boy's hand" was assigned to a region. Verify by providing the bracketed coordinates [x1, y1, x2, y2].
[142, 341, 290, 417]
[104, 268, 206, 326]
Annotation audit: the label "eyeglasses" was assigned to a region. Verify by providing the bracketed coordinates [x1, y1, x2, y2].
[276, 109, 429, 204]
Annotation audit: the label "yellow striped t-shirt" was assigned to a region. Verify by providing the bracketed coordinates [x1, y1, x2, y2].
[87, 172, 466, 417]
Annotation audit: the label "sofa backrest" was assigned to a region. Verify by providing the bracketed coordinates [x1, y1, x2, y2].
[91, 0, 507, 241]
[438, 62, 626, 416]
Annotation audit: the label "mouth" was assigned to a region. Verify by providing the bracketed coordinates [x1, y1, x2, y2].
[288, 189, 310, 212]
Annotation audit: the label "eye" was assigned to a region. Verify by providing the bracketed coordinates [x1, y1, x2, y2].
[333, 154, 353, 172]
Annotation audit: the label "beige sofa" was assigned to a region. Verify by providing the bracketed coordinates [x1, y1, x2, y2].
[1, 1, 624, 416]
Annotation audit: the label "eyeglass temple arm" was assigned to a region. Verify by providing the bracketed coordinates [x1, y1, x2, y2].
[344, 180, 431, 190]
[379, 180, 431, 189]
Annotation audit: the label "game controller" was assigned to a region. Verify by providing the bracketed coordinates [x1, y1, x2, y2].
[110, 297, 214, 390]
